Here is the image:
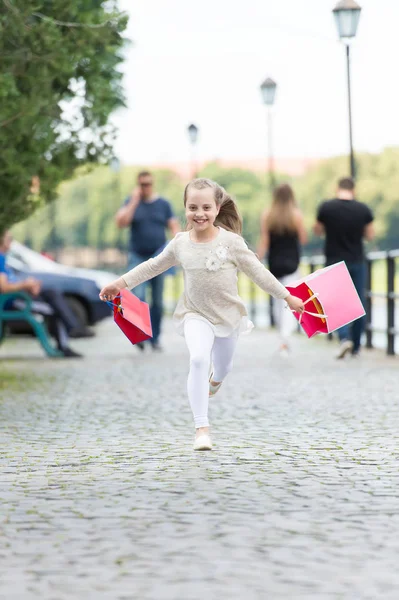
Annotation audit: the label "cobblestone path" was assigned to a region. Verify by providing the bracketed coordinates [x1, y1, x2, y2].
[1, 320, 398, 599]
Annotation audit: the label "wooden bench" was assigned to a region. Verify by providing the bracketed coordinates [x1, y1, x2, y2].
[0, 292, 63, 357]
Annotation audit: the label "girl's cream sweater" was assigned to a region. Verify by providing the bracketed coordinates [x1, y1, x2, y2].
[122, 228, 290, 337]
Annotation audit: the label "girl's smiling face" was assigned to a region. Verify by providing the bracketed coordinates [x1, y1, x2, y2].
[185, 187, 220, 233]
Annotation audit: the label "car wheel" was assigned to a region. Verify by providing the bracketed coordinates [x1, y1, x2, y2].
[65, 296, 89, 328]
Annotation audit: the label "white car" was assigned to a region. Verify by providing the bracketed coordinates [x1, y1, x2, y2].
[9, 241, 119, 290]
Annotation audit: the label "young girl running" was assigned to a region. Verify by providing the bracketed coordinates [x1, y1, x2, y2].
[99, 178, 304, 451]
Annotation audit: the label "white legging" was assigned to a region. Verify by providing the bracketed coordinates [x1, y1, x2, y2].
[273, 270, 300, 344]
[184, 319, 239, 428]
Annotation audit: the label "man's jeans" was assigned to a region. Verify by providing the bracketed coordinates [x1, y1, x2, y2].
[128, 252, 164, 344]
[337, 261, 366, 354]
[13, 287, 79, 350]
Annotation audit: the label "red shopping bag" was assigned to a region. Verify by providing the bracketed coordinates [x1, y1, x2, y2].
[286, 261, 365, 338]
[109, 289, 152, 345]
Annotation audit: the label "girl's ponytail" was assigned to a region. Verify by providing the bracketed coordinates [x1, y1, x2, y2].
[214, 188, 243, 235]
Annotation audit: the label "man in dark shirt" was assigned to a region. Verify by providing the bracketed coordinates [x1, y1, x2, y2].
[314, 177, 375, 358]
[115, 171, 180, 351]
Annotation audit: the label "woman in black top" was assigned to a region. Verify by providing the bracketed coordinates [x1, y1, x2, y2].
[258, 184, 308, 356]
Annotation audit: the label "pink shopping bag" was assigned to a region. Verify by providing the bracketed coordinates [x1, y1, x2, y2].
[286, 261, 366, 338]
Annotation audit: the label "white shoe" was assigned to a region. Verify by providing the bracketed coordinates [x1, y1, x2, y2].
[335, 340, 354, 359]
[279, 345, 290, 358]
[193, 434, 212, 451]
[209, 372, 222, 397]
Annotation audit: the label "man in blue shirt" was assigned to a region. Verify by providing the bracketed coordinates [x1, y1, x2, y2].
[115, 171, 180, 350]
[0, 231, 82, 358]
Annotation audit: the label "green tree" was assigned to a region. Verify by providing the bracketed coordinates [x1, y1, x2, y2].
[0, 0, 128, 234]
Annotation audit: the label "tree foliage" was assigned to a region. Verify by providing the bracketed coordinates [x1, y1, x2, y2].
[0, 0, 128, 234]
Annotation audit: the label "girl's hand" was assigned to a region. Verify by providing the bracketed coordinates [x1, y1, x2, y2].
[286, 294, 304, 314]
[99, 282, 121, 302]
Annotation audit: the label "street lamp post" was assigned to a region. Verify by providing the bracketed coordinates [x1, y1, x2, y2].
[260, 77, 277, 193]
[110, 156, 121, 190]
[260, 77, 277, 328]
[187, 123, 199, 179]
[332, 0, 362, 179]
[110, 156, 121, 258]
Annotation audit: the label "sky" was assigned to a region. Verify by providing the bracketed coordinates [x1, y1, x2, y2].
[112, 0, 399, 166]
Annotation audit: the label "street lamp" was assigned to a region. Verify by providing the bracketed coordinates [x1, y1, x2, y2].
[109, 156, 122, 254]
[260, 77, 277, 191]
[332, 0, 362, 179]
[187, 123, 199, 179]
[110, 156, 121, 208]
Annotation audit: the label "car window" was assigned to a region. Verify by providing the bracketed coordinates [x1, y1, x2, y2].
[7, 255, 29, 272]
[8, 249, 29, 267]
[10, 242, 58, 271]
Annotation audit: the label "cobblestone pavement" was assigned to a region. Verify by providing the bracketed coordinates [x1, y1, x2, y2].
[1, 319, 399, 600]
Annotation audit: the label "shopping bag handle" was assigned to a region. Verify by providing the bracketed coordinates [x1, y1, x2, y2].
[289, 293, 328, 323]
[106, 295, 122, 312]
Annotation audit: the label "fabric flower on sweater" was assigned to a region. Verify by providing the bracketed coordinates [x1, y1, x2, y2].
[206, 255, 222, 271]
[205, 244, 230, 271]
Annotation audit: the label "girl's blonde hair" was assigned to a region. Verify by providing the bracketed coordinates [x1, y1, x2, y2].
[265, 183, 297, 235]
[184, 178, 242, 235]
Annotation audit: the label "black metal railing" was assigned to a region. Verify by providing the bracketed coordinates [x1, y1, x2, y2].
[166, 249, 398, 356]
[366, 250, 399, 356]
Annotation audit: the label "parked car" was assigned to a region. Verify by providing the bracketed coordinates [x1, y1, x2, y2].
[5, 245, 118, 331]
[9, 241, 119, 291]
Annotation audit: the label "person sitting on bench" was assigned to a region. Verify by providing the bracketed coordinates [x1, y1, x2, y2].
[0, 230, 83, 358]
